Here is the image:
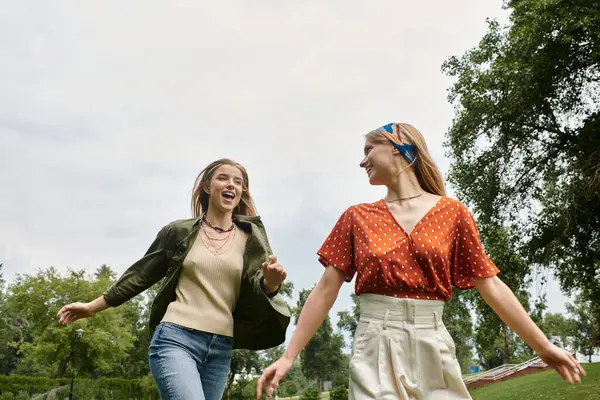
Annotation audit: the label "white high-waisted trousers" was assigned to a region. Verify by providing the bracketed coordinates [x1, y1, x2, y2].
[349, 294, 472, 400]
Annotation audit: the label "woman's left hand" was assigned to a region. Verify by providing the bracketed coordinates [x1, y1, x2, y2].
[537, 342, 586, 384]
[262, 255, 287, 294]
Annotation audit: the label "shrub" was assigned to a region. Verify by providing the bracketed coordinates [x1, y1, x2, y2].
[300, 386, 321, 400]
[329, 384, 348, 400]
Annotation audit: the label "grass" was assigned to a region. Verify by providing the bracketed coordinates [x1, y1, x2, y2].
[470, 362, 600, 400]
[279, 363, 600, 399]
[278, 393, 330, 400]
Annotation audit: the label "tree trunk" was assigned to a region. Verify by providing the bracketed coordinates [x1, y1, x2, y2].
[503, 325, 510, 364]
[57, 358, 68, 378]
[225, 371, 235, 400]
[589, 354, 592, 363]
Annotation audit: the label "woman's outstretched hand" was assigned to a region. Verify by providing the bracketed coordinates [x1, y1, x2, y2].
[256, 356, 294, 399]
[537, 342, 586, 384]
[57, 302, 96, 325]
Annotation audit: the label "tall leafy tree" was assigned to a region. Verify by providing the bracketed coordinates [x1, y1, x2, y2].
[294, 288, 346, 390]
[0, 264, 20, 375]
[6, 267, 136, 377]
[442, 0, 600, 322]
[567, 293, 600, 362]
[539, 312, 577, 351]
[337, 294, 360, 340]
[442, 290, 475, 372]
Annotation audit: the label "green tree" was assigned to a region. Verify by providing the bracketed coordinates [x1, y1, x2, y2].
[539, 312, 576, 350]
[0, 264, 21, 375]
[262, 344, 284, 365]
[469, 226, 535, 368]
[330, 384, 349, 400]
[442, 290, 474, 372]
[225, 350, 263, 400]
[337, 294, 360, 340]
[276, 359, 309, 398]
[294, 288, 346, 391]
[110, 279, 159, 379]
[300, 386, 321, 400]
[224, 376, 259, 400]
[278, 281, 294, 298]
[442, 0, 600, 322]
[567, 294, 600, 362]
[5, 266, 136, 377]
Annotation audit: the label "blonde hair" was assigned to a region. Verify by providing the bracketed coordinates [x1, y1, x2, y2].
[191, 158, 257, 217]
[365, 123, 446, 196]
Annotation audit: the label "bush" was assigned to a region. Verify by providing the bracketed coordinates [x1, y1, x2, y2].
[300, 386, 321, 400]
[329, 385, 348, 400]
[278, 379, 300, 397]
[0, 375, 159, 399]
[332, 373, 348, 390]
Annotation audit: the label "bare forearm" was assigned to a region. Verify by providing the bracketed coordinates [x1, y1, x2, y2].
[283, 269, 342, 361]
[91, 296, 111, 314]
[475, 276, 550, 353]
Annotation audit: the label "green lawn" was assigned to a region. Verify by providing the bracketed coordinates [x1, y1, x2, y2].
[280, 363, 600, 400]
[470, 362, 600, 400]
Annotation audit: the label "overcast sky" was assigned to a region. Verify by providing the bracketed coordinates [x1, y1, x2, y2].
[0, 1, 570, 333]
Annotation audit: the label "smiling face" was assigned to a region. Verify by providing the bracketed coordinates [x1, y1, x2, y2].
[359, 136, 400, 186]
[191, 158, 257, 217]
[358, 123, 447, 196]
[206, 164, 244, 214]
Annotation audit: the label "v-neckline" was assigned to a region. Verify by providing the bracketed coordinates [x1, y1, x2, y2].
[380, 196, 444, 237]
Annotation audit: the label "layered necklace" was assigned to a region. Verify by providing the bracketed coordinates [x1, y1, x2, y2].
[200, 217, 236, 255]
[203, 218, 235, 232]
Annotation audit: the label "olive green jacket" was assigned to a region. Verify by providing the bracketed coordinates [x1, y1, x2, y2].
[103, 215, 291, 350]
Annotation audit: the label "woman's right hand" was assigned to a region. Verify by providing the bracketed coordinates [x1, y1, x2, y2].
[57, 302, 96, 325]
[256, 356, 294, 399]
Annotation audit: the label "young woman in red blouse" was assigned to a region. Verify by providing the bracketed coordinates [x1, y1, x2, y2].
[257, 123, 585, 400]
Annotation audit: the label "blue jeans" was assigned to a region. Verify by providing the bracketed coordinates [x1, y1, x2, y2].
[149, 322, 233, 400]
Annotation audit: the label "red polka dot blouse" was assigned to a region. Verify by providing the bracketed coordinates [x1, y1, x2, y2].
[317, 197, 499, 301]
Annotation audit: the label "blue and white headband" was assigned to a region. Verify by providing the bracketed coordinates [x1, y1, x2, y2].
[376, 123, 417, 164]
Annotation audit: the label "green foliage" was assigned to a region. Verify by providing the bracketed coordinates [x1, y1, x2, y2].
[471, 225, 536, 368]
[294, 288, 346, 388]
[0, 264, 20, 375]
[224, 349, 263, 399]
[300, 386, 321, 400]
[443, 290, 475, 372]
[278, 281, 295, 298]
[329, 385, 348, 400]
[539, 311, 577, 350]
[4, 266, 138, 377]
[277, 359, 308, 398]
[567, 294, 600, 362]
[337, 294, 360, 340]
[0, 375, 159, 399]
[223, 376, 257, 400]
[442, 0, 600, 326]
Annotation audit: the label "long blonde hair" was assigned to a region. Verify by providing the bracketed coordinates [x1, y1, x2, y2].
[191, 158, 257, 217]
[365, 123, 446, 196]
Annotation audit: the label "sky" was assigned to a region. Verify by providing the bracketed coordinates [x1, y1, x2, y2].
[0, 1, 572, 335]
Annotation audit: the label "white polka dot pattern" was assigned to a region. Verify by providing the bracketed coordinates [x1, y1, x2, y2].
[316, 197, 499, 302]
